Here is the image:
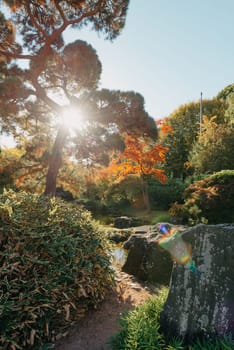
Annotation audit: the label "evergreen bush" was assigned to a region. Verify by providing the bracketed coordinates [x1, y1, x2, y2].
[149, 178, 186, 210]
[0, 190, 114, 349]
[169, 170, 234, 224]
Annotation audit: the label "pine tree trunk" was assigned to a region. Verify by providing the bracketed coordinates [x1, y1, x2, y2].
[44, 127, 68, 196]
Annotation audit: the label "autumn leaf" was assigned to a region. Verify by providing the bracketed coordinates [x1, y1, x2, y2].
[161, 124, 173, 134]
[98, 136, 168, 184]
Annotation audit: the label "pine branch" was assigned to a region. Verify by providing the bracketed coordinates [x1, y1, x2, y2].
[54, 1, 68, 25]
[25, 0, 49, 40]
[31, 77, 61, 113]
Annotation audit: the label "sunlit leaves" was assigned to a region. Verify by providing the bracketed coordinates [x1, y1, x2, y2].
[162, 98, 226, 179]
[169, 170, 234, 224]
[0, 148, 23, 190]
[189, 116, 234, 173]
[100, 136, 168, 184]
[160, 123, 173, 136]
[217, 83, 234, 127]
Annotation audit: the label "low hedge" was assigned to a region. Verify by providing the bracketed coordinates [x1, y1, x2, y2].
[0, 190, 114, 349]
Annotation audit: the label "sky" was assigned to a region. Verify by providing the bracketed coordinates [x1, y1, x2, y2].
[1, 0, 234, 147]
[63, 0, 234, 120]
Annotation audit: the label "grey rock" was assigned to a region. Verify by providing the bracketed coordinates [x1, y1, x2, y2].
[107, 228, 133, 243]
[122, 229, 173, 285]
[160, 224, 234, 343]
[114, 216, 133, 229]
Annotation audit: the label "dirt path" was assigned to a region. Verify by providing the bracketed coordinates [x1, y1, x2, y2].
[55, 270, 155, 350]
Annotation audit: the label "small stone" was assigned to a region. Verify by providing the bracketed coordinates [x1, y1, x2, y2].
[128, 283, 141, 290]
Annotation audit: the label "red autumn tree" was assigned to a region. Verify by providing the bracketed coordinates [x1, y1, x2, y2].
[100, 136, 168, 211]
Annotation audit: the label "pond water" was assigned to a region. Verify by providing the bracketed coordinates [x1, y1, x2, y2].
[111, 246, 127, 267]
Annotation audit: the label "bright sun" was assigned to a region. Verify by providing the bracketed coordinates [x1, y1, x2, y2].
[60, 106, 85, 131]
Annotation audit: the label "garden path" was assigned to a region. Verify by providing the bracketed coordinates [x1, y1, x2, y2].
[55, 269, 155, 350]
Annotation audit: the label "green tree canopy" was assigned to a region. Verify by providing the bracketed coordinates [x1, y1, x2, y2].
[162, 98, 226, 179]
[189, 116, 234, 174]
[217, 83, 234, 100]
[217, 83, 234, 127]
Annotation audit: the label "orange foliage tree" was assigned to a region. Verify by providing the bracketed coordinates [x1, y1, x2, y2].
[99, 136, 168, 211]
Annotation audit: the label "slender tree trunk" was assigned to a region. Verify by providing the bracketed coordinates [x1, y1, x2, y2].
[44, 127, 68, 196]
[141, 176, 151, 212]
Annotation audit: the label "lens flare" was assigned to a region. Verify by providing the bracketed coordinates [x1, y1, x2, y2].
[158, 224, 200, 276]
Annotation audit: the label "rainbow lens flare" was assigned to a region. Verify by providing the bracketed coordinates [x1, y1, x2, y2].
[158, 224, 200, 275]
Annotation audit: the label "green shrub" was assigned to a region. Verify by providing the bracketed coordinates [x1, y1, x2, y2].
[109, 287, 234, 350]
[149, 178, 186, 210]
[109, 288, 168, 350]
[168, 202, 190, 224]
[169, 170, 234, 224]
[0, 190, 114, 349]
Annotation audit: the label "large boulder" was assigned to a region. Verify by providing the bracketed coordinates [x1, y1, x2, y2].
[160, 224, 234, 343]
[114, 216, 133, 229]
[122, 225, 174, 284]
